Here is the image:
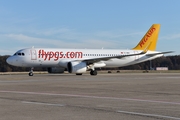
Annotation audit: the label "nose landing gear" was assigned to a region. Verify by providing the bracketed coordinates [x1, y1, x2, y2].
[29, 67, 34, 76]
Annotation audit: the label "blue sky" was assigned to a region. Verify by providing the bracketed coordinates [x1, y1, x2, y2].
[0, 0, 180, 55]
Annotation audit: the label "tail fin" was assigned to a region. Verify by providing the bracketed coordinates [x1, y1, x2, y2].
[133, 24, 160, 51]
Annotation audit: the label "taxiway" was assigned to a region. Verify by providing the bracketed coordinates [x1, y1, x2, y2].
[0, 73, 180, 120]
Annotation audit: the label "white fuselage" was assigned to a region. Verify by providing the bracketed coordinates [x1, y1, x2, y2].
[6, 48, 163, 68]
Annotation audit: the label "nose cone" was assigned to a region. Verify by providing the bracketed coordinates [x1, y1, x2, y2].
[6, 56, 13, 65]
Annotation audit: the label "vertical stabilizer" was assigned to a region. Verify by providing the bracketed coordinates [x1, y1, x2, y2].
[133, 24, 160, 51]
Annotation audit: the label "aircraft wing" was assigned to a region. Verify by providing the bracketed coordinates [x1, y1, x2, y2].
[81, 51, 146, 64]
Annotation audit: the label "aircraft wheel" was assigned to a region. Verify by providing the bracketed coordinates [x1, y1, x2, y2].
[76, 73, 82, 75]
[90, 70, 97, 76]
[29, 72, 33, 76]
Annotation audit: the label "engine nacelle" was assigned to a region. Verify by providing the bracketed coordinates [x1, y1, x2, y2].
[67, 61, 87, 73]
[47, 67, 65, 73]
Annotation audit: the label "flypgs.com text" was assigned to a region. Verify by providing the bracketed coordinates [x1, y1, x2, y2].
[38, 50, 83, 61]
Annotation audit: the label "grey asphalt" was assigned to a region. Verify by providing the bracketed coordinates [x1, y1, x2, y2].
[0, 73, 180, 120]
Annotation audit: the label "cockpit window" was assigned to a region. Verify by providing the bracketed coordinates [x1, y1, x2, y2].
[13, 52, 25, 56]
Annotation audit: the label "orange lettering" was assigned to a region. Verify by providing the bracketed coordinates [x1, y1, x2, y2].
[140, 27, 156, 48]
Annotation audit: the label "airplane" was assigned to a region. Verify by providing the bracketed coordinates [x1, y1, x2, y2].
[6, 24, 173, 76]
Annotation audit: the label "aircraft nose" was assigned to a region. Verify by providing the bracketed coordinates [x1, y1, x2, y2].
[6, 56, 13, 65]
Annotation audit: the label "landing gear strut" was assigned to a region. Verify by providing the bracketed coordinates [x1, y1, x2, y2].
[90, 70, 97, 76]
[29, 67, 34, 76]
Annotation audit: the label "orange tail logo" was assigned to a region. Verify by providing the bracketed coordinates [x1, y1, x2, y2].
[133, 24, 160, 51]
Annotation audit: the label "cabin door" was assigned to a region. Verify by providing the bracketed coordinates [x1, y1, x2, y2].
[31, 49, 37, 60]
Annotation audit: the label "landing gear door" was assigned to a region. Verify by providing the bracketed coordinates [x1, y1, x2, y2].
[31, 49, 37, 60]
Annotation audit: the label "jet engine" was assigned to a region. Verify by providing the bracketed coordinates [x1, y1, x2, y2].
[47, 67, 65, 73]
[67, 61, 87, 73]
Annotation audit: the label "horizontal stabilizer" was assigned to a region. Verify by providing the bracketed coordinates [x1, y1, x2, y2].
[146, 51, 174, 56]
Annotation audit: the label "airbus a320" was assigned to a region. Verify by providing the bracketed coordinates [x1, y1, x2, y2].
[6, 24, 172, 76]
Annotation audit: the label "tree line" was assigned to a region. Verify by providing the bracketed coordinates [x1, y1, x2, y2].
[119, 55, 180, 70]
[1, 55, 180, 72]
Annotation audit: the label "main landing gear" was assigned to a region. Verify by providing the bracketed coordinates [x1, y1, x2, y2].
[75, 70, 97, 76]
[29, 67, 34, 76]
[90, 70, 97, 76]
[76, 73, 82, 75]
